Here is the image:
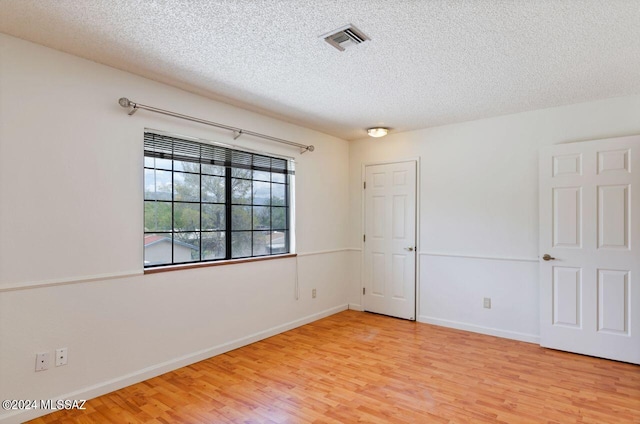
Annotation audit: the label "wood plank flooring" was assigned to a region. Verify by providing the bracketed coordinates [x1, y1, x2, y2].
[29, 310, 640, 423]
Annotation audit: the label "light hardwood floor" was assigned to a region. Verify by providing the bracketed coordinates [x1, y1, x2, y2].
[29, 310, 640, 423]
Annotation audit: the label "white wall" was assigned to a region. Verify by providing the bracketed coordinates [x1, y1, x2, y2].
[348, 95, 640, 341]
[0, 34, 351, 423]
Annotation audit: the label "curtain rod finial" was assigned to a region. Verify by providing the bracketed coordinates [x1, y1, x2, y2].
[118, 97, 131, 108]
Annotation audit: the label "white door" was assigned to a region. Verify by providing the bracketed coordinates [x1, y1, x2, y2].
[363, 161, 417, 320]
[539, 134, 640, 364]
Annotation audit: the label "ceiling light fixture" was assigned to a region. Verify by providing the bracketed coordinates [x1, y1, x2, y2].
[367, 127, 389, 138]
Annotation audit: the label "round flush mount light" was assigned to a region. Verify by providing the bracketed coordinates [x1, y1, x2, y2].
[367, 127, 389, 138]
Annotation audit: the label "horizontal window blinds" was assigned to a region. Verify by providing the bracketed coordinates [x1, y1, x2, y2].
[144, 132, 294, 175]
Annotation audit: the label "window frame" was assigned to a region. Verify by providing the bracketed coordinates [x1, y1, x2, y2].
[143, 130, 295, 269]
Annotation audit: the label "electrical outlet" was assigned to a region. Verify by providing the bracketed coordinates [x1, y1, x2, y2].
[312, 289, 317, 298]
[55, 348, 68, 367]
[483, 297, 491, 309]
[35, 352, 49, 371]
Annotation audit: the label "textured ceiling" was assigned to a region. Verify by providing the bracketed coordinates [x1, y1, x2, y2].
[1, 1, 639, 140]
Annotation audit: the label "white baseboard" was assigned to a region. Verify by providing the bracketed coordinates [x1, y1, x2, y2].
[348, 303, 364, 311]
[2, 304, 349, 424]
[418, 315, 540, 344]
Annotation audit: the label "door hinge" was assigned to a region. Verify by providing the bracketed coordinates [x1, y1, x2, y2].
[363, 234, 366, 242]
[363, 287, 366, 295]
[363, 181, 366, 189]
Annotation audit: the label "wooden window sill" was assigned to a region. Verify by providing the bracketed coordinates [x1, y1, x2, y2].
[144, 253, 297, 275]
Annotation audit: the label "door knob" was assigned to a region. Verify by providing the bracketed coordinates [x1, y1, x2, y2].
[404, 247, 414, 251]
[542, 254, 556, 261]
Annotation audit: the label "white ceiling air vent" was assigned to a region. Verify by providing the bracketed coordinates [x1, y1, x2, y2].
[322, 24, 370, 51]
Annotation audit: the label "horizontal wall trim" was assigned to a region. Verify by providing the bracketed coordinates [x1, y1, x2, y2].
[419, 251, 538, 263]
[2, 304, 349, 424]
[144, 253, 297, 275]
[418, 315, 540, 344]
[0, 249, 361, 292]
[348, 303, 364, 311]
[0, 270, 143, 293]
[297, 247, 361, 257]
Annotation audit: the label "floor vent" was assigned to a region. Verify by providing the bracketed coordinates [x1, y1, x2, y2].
[322, 24, 370, 51]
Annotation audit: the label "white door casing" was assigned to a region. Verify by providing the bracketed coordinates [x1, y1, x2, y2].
[539, 134, 639, 364]
[363, 161, 417, 320]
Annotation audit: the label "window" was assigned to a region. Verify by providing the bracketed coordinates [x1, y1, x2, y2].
[143, 132, 292, 268]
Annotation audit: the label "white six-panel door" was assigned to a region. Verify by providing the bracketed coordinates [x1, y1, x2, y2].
[539, 135, 639, 364]
[363, 161, 417, 320]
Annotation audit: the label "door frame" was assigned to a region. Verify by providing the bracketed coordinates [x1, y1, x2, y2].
[360, 158, 421, 319]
